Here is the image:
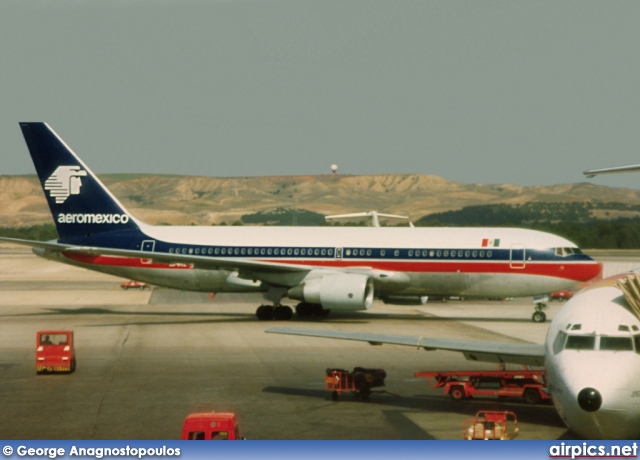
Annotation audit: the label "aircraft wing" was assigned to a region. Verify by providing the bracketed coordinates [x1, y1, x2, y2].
[584, 164, 640, 177]
[265, 327, 546, 366]
[0, 237, 76, 252]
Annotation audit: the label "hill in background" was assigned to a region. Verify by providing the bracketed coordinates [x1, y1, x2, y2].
[3, 173, 640, 228]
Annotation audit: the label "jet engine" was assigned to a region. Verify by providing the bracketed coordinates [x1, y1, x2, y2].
[288, 273, 374, 311]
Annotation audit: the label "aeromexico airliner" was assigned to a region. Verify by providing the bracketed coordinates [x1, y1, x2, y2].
[1, 123, 601, 322]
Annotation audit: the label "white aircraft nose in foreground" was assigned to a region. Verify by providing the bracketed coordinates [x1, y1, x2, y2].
[268, 273, 640, 439]
[545, 276, 640, 439]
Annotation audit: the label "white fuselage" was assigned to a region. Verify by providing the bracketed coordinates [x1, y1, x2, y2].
[42, 224, 601, 300]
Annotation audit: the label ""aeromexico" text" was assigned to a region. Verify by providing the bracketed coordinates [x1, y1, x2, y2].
[57, 213, 130, 224]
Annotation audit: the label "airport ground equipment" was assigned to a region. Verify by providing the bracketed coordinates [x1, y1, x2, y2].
[415, 369, 549, 404]
[120, 280, 148, 290]
[325, 367, 387, 401]
[181, 412, 242, 440]
[36, 330, 76, 374]
[463, 411, 519, 440]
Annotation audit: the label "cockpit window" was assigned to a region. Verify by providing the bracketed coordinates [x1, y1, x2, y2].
[600, 336, 633, 351]
[555, 247, 579, 257]
[553, 331, 567, 355]
[565, 335, 596, 350]
[556, 332, 638, 353]
[634, 335, 640, 355]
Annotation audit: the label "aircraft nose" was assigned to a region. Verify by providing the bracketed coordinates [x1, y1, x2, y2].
[584, 261, 603, 281]
[577, 387, 602, 412]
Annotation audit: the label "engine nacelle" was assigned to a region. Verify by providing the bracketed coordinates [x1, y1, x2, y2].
[288, 273, 374, 311]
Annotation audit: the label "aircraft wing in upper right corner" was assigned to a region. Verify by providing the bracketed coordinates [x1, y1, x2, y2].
[265, 327, 545, 367]
[584, 164, 640, 177]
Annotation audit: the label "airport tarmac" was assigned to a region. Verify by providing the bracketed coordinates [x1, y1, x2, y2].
[0, 248, 577, 440]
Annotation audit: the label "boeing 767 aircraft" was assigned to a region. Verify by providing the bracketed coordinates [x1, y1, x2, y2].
[0, 123, 601, 321]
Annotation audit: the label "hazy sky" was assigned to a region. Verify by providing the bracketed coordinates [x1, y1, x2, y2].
[3, 1, 640, 189]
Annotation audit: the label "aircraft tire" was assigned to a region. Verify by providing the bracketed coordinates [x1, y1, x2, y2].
[256, 305, 274, 321]
[273, 306, 293, 321]
[532, 311, 546, 323]
[295, 302, 314, 317]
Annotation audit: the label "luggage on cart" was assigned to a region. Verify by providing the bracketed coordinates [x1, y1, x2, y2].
[325, 367, 386, 401]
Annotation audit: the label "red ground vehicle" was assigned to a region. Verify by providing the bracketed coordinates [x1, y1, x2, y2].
[550, 290, 573, 301]
[36, 330, 76, 374]
[181, 412, 241, 440]
[463, 411, 519, 440]
[325, 367, 387, 401]
[415, 369, 550, 404]
[120, 280, 148, 290]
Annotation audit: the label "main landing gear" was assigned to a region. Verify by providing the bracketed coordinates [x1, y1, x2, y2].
[254, 302, 330, 321]
[256, 305, 293, 321]
[255, 287, 331, 321]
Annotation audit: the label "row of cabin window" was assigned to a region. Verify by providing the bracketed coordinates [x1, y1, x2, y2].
[168, 247, 334, 256]
[348, 249, 493, 258]
[401, 249, 493, 258]
[166, 246, 494, 259]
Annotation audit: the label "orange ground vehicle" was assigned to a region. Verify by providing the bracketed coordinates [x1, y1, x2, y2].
[181, 412, 241, 440]
[325, 367, 387, 401]
[415, 369, 550, 404]
[463, 411, 519, 440]
[36, 330, 76, 374]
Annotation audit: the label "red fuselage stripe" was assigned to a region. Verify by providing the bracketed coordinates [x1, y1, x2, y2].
[63, 253, 601, 282]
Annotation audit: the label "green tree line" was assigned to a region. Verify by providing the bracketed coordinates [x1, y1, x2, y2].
[417, 203, 640, 249]
[5, 202, 640, 249]
[0, 224, 58, 241]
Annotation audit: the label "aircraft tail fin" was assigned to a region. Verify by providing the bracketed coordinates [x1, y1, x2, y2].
[19, 122, 140, 239]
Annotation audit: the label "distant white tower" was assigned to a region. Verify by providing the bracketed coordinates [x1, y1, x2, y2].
[331, 164, 338, 175]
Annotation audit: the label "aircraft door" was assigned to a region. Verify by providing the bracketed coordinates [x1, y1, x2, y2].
[141, 240, 155, 264]
[510, 244, 525, 269]
[142, 240, 156, 252]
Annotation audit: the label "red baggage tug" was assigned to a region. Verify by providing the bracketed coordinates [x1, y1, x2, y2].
[181, 412, 241, 440]
[36, 330, 76, 374]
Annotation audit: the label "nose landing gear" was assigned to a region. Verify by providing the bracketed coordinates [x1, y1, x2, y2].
[532, 295, 549, 322]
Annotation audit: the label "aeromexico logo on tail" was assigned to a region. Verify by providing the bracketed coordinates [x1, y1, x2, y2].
[45, 166, 88, 204]
[45, 165, 130, 225]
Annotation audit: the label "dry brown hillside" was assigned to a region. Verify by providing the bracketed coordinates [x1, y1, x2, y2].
[1, 173, 640, 227]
